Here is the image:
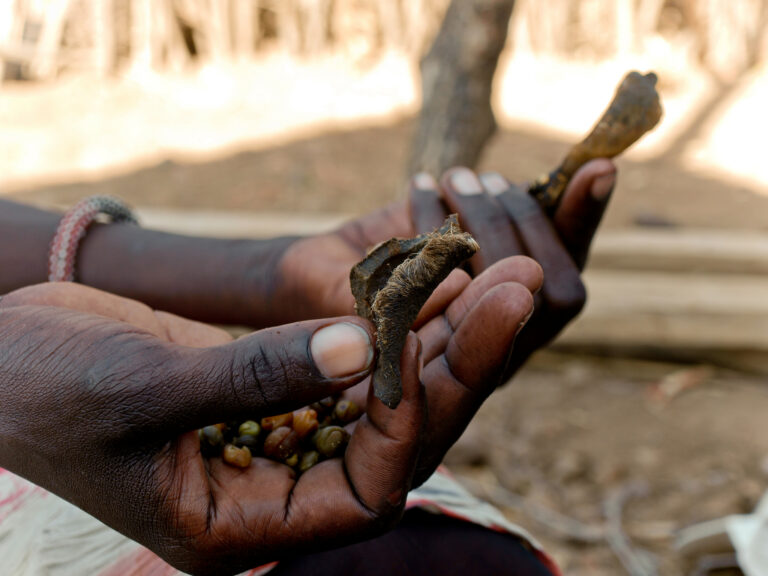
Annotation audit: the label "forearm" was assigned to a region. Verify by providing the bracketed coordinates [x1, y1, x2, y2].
[0, 199, 299, 327]
[0, 200, 60, 290]
[78, 223, 300, 327]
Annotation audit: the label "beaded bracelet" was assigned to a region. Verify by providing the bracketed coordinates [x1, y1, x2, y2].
[48, 196, 138, 282]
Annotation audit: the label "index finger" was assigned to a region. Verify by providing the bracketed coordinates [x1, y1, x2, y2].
[439, 168, 524, 275]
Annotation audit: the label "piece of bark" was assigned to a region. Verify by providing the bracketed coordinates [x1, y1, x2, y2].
[350, 215, 479, 408]
[529, 71, 663, 213]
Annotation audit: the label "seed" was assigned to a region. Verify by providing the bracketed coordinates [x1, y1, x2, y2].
[234, 434, 260, 451]
[223, 444, 252, 468]
[312, 426, 350, 458]
[299, 451, 320, 473]
[238, 420, 261, 438]
[201, 398, 355, 475]
[261, 413, 293, 432]
[333, 399, 360, 424]
[310, 396, 337, 416]
[293, 409, 319, 439]
[263, 426, 300, 461]
[200, 425, 224, 447]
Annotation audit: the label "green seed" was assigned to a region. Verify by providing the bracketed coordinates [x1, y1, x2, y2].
[312, 426, 350, 458]
[299, 451, 320, 473]
[333, 399, 360, 424]
[238, 420, 261, 438]
[284, 453, 299, 467]
[200, 425, 224, 447]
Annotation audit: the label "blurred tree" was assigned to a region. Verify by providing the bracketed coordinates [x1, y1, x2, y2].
[409, 0, 516, 177]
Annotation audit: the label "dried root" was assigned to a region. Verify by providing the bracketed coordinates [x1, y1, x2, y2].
[529, 71, 663, 212]
[350, 215, 479, 408]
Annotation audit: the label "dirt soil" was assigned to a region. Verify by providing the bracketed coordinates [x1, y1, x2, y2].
[8, 119, 768, 575]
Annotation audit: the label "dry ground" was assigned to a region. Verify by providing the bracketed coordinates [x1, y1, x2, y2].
[8, 117, 768, 231]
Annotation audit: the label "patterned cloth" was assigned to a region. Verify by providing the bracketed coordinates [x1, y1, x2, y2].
[0, 467, 559, 576]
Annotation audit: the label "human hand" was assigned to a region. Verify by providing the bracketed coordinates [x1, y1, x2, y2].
[340, 255, 541, 486]
[273, 160, 613, 339]
[0, 283, 425, 576]
[409, 159, 616, 375]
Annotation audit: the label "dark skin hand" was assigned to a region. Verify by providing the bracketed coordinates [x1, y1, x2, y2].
[344, 255, 542, 483]
[0, 284, 418, 576]
[416, 158, 616, 376]
[279, 158, 616, 378]
[0, 249, 537, 575]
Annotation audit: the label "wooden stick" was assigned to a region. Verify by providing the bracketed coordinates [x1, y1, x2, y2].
[92, 0, 115, 76]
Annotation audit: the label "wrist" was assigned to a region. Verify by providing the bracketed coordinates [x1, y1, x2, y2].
[237, 234, 305, 327]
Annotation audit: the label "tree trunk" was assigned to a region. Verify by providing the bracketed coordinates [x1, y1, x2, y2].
[408, 0, 515, 177]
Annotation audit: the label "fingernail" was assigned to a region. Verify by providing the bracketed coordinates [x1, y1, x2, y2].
[451, 169, 484, 195]
[591, 172, 616, 201]
[480, 173, 509, 196]
[311, 323, 374, 378]
[414, 172, 438, 190]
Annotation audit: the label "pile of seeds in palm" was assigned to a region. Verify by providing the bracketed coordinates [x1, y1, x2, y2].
[199, 395, 360, 473]
[201, 216, 480, 473]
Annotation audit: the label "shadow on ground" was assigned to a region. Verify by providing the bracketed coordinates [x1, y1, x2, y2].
[7, 119, 768, 231]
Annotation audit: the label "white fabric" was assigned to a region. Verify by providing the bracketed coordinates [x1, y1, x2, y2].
[727, 491, 768, 576]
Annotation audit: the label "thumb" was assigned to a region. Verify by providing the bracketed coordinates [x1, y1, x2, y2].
[142, 317, 376, 432]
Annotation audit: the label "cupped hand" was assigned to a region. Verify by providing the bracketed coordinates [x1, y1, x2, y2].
[0, 283, 425, 576]
[276, 159, 614, 379]
[409, 159, 616, 376]
[342, 255, 541, 486]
